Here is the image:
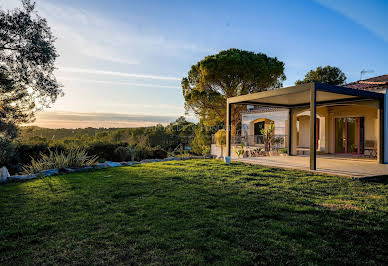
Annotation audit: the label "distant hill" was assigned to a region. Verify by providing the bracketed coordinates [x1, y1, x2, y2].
[18, 126, 152, 141]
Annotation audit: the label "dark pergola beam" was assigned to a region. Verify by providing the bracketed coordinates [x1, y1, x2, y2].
[233, 96, 379, 111]
[238, 101, 291, 109]
[315, 82, 384, 100]
[291, 97, 370, 108]
[379, 99, 385, 164]
[226, 102, 232, 157]
[288, 109, 293, 156]
[310, 86, 317, 170]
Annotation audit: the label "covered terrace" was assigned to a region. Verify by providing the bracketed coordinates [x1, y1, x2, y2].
[226, 82, 387, 174]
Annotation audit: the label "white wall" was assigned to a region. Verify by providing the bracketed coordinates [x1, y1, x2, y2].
[211, 144, 239, 158]
[241, 110, 288, 139]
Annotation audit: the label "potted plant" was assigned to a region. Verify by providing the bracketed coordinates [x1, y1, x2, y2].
[260, 122, 274, 154]
[234, 143, 245, 158]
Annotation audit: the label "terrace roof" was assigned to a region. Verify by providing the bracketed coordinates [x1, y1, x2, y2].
[227, 82, 384, 108]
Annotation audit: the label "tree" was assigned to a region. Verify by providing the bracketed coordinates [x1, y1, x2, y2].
[0, 0, 62, 144]
[295, 65, 346, 85]
[182, 48, 285, 134]
[261, 121, 274, 151]
[190, 120, 216, 156]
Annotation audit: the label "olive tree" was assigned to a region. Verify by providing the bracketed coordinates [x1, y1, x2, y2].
[0, 0, 62, 160]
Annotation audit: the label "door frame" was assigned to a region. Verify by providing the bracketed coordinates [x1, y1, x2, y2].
[334, 116, 363, 155]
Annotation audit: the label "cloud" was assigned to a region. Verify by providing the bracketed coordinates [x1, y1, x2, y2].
[28, 111, 182, 129]
[59, 67, 181, 81]
[57, 76, 179, 89]
[27, 0, 209, 67]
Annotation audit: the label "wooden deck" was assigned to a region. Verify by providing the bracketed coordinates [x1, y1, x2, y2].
[234, 155, 388, 178]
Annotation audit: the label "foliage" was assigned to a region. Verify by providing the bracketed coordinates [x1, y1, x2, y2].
[273, 136, 284, 151]
[234, 143, 245, 158]
[114, 146, 136, 161]
[2, 117, 213, 174]
[260, 121, 274, 151]
[0, 139, 15, 167]
[295, 65, 346, 85]
[214, 129, 226, 147]
[190, 120, 217, 155]
[182, 48, 285, 131]
[85, 143, 126, 162]
[21, 148, 98, 174]
[0, 160, 387, 264]
[279, 148, 288, 154]
[0, 0, 62, 142]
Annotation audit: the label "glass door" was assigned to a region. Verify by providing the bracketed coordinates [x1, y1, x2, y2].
[335, 118, 346, 153]
[335, 117, 363, 154]
[347, 118, 358, 153]
[254, 121, 265, 144]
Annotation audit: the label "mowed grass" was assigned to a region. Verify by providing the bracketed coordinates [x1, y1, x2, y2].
[0, 160, 387, 265]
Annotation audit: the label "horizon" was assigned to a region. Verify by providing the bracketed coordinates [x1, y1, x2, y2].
[2, 0, 388, 129]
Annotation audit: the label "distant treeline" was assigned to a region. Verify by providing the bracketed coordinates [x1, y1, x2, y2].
[3, 117, 219, 174]
[19, 126, 119, 140]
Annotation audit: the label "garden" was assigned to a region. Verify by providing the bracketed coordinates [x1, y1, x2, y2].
[1, 160, 387, 265]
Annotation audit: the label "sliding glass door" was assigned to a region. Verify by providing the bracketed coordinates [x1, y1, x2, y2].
[335, 117, 364, 154]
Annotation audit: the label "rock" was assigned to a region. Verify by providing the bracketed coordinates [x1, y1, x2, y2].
[41, 168, 59, 177]
[63, 168, 75, 173]
[122, 161, 140, 166]
[163, 157, 176, 161]
[0, 167, 10, 183]
[73, 166, 93, 172]
[8, 173, 39, 181]
[104, 161, 121, 167]
[140, 159, 159, 163]
[94, 163, 108, 169]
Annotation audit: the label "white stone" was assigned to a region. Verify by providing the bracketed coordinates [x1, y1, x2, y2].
[94, 163, 108, 169]
[41, 168, 59, 177]
[122, 161, 140, 166]
[72, 166, 93, 172]
[0, 167, 9, 183]
[104, 161, 121, 167]
[8, 174, 39, 181]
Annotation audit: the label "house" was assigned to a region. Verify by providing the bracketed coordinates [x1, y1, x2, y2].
[221, 75, 388, 172]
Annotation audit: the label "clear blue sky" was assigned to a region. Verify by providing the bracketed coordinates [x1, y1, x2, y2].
[2, 0, 388, 128]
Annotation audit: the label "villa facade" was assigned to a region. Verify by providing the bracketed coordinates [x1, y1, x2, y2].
[221, 75, 388, 170]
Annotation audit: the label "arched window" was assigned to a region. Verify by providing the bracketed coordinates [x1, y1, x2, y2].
[250, 118, 274, 145]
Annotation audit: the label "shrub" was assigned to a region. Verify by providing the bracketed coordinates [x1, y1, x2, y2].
[279, 148, 288, 154]
[234, 143, 245, 158]
[21, 148, 98, 174]
[114, 146, 136, 161]
[214, 129, 226, 147]
[87, 143, 127, 162]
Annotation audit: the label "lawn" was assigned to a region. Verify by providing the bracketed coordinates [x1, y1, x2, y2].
[0, 159, 387, 265]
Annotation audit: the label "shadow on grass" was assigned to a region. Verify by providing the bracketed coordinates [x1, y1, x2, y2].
[0, 159, 387, 265]
[359, 175, 388, 184]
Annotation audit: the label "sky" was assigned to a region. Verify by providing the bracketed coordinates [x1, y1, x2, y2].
[1, 0, 388, 128]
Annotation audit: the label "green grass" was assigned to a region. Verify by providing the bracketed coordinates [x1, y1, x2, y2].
[0, 160, 387, 265]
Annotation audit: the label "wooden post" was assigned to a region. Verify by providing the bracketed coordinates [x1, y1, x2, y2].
[310, 85, 317, 170]
[288, 108, 292, 155]
[226, 102, 232, 157]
